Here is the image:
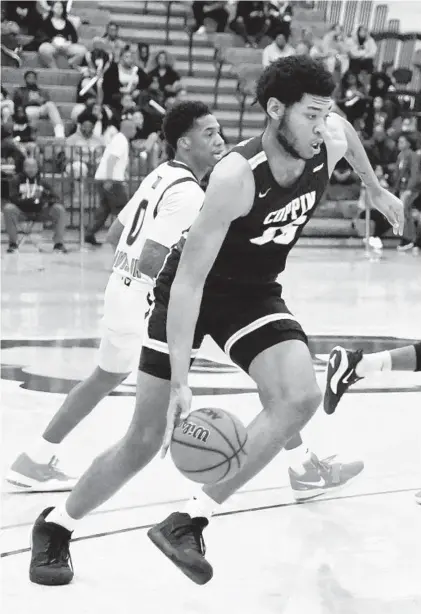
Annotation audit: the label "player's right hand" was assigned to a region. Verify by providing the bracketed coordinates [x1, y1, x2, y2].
[161, 385, 192, 459]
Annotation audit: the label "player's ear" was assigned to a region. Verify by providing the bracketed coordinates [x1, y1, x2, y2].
[178, 135, 191, 150]
[267, 97, 285, 122]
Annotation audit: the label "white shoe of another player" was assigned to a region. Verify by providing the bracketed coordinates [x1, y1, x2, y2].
[6, 453, 76, 492]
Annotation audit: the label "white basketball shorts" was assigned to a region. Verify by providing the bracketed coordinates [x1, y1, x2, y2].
[98, 271, 150, 373]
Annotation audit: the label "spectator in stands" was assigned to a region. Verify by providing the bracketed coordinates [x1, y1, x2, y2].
[1, 87, 15, 123]
[116, 45, 150, 106]
[321, 25, 349, 76]
[118, 92, 137, 121]
[262, 30, 295, 67]
[2, 157, 67, 253]
[191, 1, 229, 35]
[4, 1, 45, 38]
[364, 125, 397, 180]
[137, 43, 150, 71]
[131, 108, 161, 168]
[336, 70, 369, 127]
[1, 10, 23, 67]
[64, 111, 103, 180]
[38, 1, 86, 68]
[94, 21, 125, 62]
[394, 133, 420, 251]
[85, 118, 136, 246]
[11, 106, 37, 156]
[72, 47, 116, 121]
[230, 1, 270, 47]
[266, 0, 293, 39]
[1, 116, 26, 193]
[148, 51, 184, 106]
[348, 25, 377, 75]
[294, 41, 310, 56]
[91, 103, 118, 146]
[13, 70, 65, 139]
[38, 0, 81, 32]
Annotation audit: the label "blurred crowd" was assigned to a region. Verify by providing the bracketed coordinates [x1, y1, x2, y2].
[1, 0, 421, 253]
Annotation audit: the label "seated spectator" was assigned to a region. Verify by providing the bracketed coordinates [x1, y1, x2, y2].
[38, 0, 81, 32]
[294, 41, 310, 56]
[38, 1, 86, 68]
[1, 10, 23, 67]
[348, 25, 377, 75]
[394, 133, 421, 251]
[262, 30, 295, 67]
[266, 0, 293, 39]
[1, 87, 15, 123]
[369, 70, 392, 99]
[13, 70, 65, 139]
[137, 43, 150, 71]
[322, 25, 349, 76]
[336, 70, 369, 127]
[91, 103, 119, 146]
[86, 119, 136, 245]
[11, 106, 37, 156]
[2, 157, 67, 253]
[191, 1, 229, 35]
[131, 108, 161, 167]
[230, 1, 270, 47]
[148, 51, 184, 106]
[64, 111, 103, 180]
[115, 46, 151, 107]
[73, 47, 117, 120]
[1, 117, 26, 200]
[93, 21, 125, 62]
[365, 95, 398, 137]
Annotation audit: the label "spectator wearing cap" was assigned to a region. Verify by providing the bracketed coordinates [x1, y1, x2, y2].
[348, 25, 377, 75]
[3, 157, 67, 253]
[13, 70, 65, 138]
[262, 30, 295, 67]
[85, 118, 136, 245]
[38, 1, 86, 68]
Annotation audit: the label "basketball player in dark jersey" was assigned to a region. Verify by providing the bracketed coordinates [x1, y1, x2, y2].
[29, 57, 404, 586]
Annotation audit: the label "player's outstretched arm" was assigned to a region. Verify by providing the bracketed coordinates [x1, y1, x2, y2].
[341, 116, 404, 234]
[161, 154, 254, 455]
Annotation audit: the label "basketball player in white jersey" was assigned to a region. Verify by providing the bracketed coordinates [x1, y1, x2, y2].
[7, 101, 225, 491]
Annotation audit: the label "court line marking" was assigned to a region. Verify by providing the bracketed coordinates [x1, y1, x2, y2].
[1, 486, 418, 559]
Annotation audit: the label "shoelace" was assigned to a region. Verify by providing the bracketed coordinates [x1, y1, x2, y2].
[46, 530, 73, 569]
[174, 522, 206, 556]
[47, 456, 68, 479]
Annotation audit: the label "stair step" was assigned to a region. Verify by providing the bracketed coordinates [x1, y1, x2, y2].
[112, 13, 186, 30]
[100, 1, 187, 16]
[113, 27, 212, 47]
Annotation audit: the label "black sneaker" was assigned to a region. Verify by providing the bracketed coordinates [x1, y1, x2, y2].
[7, 242, 18, 253]
[147, 512, 213, 585]
[29, 507, 74, 585]
[85, 235, 102, 246]
[53, 243, 68, 253]
[324, 346, 363, 415]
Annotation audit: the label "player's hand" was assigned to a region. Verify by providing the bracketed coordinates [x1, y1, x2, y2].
[161, 385, 192, 459]
[369, 187, 404, 235]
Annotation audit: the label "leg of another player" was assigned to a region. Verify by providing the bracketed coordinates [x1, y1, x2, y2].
[7, 366, 130, 491]
[324, 341, 421, 415]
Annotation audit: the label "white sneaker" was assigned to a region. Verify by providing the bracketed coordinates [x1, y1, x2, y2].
[6, 453, 76, 492]
[368, 236, 383, 250]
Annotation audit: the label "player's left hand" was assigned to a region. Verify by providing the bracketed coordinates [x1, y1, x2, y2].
[161, 384, 192, 459]
[368, 187, 404, 235]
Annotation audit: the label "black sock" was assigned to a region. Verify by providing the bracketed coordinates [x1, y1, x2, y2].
[414, 342, 421, 372]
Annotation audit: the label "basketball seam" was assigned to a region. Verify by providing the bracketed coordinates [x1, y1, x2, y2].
[228, 412, 248, 469]
[196, 412, 240, 458]
[171, 435, 248, 472]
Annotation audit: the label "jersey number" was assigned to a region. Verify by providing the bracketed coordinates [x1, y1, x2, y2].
[126, 199, 148, 246]
[250, 215, 307, 246]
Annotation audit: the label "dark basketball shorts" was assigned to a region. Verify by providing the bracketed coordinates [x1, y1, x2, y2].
[139, 278, 308, 380]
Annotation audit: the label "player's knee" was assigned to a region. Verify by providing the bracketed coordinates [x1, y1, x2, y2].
[288, 386, 322, 421]
[123, 425, 164, 467]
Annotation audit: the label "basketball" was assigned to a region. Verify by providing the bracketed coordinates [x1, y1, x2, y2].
[170, 407, 249, 484]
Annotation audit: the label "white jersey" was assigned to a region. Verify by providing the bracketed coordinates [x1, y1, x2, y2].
[112, 160, 205, 285]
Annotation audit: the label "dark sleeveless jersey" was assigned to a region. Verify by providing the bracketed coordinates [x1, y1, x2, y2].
[157, 135, 330, 294]
[206, 135, 330, 285]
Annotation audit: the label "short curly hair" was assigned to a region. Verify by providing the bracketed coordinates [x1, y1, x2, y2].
[163, 100, 212, 158]
[256, 56, 335, 112]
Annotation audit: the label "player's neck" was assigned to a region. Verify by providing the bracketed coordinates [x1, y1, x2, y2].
[173, 154, 207, 182]
[262, 129, 306, 186]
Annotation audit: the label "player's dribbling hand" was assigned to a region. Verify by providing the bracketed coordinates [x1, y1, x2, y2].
[369, 188, 405, 236]
[161, 385, 192, 459]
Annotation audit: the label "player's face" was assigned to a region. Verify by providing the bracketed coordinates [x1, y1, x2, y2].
[274, 94, 333, 160]
[188, 115, 225, 168]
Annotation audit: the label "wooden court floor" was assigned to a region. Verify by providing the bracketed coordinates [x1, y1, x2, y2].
[1, 246, 420, 613]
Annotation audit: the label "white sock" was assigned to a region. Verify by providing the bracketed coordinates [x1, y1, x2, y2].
[54, 124, 65, 138]
[46, 504, 78, 533]
[184, 490, 219, 522]
[355, 351, 392, 377]
[28, 437, 59, 464]
[286, 444, 311, 473]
